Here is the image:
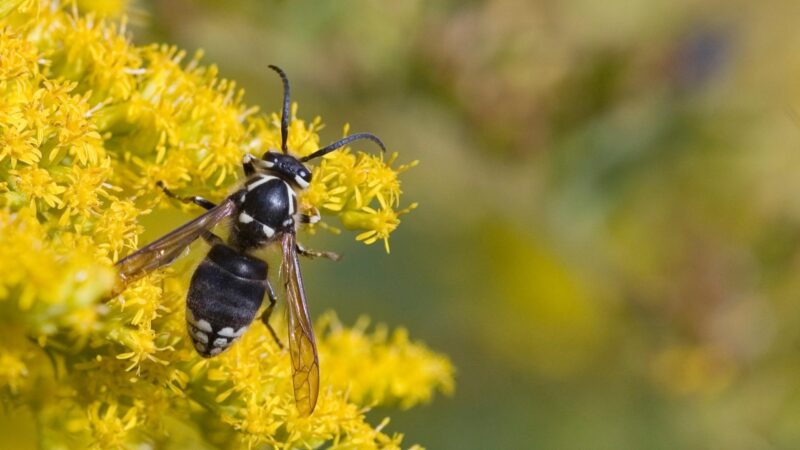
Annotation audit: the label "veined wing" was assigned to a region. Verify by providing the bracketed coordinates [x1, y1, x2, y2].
[115, 193, 240, 289]
[281, 232, 319, 416]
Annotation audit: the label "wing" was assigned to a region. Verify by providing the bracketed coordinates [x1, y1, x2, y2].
[281, 232, 320, 416]
[114, 194, 240, 290]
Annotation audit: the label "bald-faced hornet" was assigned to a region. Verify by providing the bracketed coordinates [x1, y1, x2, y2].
[113, 66, 385, 415]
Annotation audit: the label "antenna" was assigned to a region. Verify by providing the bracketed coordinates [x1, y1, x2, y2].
[268, 65, 291, 153]
[300, 133, 386, 162]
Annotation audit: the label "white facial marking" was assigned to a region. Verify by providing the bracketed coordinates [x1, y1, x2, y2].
[193, 330, 209, 344]
[234, 326, 248, 337]
[209, 347, 223, 356]
[218, 327, 235, 337]
[213, 337, 228, 348]
[294, 175, 309, 189]
[262, 224, 275, 238]
[239, 212, 254, 224]
[195, 319, 212, 332]
[247, 175, 276, 191]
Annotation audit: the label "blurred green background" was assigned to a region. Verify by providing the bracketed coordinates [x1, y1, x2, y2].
[132, 0, 800, 448]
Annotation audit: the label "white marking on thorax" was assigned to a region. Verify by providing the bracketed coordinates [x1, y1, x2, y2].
[247, 175, 277, 191]
[287, 186, 296, 215]
[239, 212, 254, 223]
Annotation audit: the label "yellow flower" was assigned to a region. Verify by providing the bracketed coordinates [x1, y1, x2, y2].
[93, 199, 145, 262]
[86, 401, 139, 450]
[298, 125, 420, 252]
[347, 203, 418, 253]
[318, 313, 455, 409]
[0, 3, 450, 449]
[0, 123, 41, 168]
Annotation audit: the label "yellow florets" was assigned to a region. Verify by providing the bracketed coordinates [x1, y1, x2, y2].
[86, 401, 139, 450]
[318, 313, 455, 409]
[298, 124, 419, 252]
[0, 2, 449, 448]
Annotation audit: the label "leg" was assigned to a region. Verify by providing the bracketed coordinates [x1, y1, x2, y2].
[260, 278, 284, 349]
[296, 213, 320, 225]
[157, 181, 216, 210]
[296, 241, 341, 261]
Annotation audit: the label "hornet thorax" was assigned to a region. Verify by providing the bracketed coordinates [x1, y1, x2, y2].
[231, 174, 298, 249]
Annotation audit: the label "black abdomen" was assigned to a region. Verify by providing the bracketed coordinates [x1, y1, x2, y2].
[186, 245, 266, 357]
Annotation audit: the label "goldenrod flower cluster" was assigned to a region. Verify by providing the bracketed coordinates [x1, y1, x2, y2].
[0, 2, 452, 448]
